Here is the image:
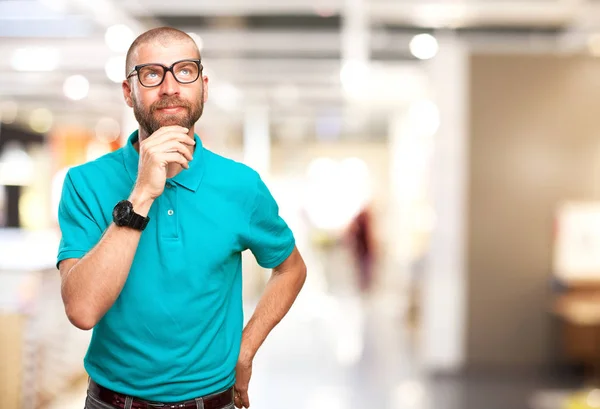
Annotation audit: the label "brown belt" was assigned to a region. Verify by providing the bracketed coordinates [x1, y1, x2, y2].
[89, 379, 234, 409]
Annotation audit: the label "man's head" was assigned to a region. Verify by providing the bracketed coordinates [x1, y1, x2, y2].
[122, 27, 208, 138]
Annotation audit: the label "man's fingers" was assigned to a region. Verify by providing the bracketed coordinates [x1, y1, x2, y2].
[234, 386, 250, 409]
[241, 390, 250, 408]
[160, 152, 189, 169]
[162, 141, 193, 161]
[143, 133, 195, 151]
[234, 391, 243, 408]
[141, 128, 194, 149]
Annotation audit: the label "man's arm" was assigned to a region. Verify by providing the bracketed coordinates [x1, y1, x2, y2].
[234, 246, 306, 408]
[59, 194, 153, 331]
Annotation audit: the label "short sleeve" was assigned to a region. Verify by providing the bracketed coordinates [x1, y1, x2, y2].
[244, 175, 295, 268]
[56, 170, 103, 269]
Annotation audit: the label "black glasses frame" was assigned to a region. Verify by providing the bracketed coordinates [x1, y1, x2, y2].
[127, 58, 203, 88]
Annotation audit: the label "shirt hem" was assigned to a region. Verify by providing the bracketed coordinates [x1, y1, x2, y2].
[56, 249, 88, 269]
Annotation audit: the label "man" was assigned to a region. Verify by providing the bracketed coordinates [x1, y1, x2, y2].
[56, 27, 306, 409]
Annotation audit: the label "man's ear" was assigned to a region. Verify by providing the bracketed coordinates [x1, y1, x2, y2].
[202, 75, 209, 103]
[122, 80, 133, 108]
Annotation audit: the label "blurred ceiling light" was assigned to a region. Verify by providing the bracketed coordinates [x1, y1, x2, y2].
[588, 34, 600, 57]
[63, 75, 89, 101]
[341, 157, 370, 184]
[11, 47, 59, 72]
[95, 117, 120, 143]
[306, 157, 336, 180]
[105, 56, 125, 83]
[408, 99, 440, 137]
[409, 33, 439, 60]
[29, 108, 53, 133]
[0, 100, 18, 124]
[105, 24, 134, 53]
[211, 82, 242, 112]
[187, 32, 204, 51]
[0, 141, 34, 186]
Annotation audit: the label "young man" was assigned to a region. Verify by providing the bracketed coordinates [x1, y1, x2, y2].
[56, 27, 306, 409]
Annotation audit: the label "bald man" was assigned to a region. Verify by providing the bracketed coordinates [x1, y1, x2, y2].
[56, 27, 306, 409]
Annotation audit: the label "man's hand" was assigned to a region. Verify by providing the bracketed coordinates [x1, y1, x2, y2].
[134, 126, 194, 202]
[234, 358, 252, 408]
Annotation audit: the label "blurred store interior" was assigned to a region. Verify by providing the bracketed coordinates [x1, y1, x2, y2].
[6, 0, 600, 408]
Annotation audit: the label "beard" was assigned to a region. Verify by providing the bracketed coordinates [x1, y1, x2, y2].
[133, 90, 204, 136]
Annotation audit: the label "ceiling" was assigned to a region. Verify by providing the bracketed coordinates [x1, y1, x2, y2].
[1, 0, 599, 143]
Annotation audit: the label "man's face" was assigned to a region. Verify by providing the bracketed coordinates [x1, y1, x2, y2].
[122, 40, 208, 137]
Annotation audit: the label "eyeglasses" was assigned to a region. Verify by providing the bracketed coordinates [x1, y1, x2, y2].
[127, 59, 203, 88]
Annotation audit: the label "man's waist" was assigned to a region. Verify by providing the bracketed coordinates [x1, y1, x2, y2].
[84, 355, 236, 403]
[88, 379, 234, 409]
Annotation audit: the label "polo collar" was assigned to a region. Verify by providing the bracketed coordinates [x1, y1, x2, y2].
[123, 129, 205, 192]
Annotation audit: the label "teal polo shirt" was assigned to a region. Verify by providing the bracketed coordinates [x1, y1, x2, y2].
[56, 130, 295, 402]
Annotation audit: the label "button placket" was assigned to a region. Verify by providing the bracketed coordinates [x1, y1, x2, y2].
[159, 182, 179, 239]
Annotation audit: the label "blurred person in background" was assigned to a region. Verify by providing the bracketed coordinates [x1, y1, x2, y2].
[346, 204, 377, 293]
[56, 27, 306, 409]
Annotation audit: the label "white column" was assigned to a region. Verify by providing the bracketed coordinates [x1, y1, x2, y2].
[243, 106, 270, 176]
[388, 111, 421, 282]
[420, 33, 469, 372]
[340, 0, 370, 104]
[341, 0, 369, 64]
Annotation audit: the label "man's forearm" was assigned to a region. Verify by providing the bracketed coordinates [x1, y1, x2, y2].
[61, 194, 153, 330]
[239, 250, 306, 362]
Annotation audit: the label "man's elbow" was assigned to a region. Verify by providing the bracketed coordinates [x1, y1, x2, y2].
[296, 260, 307, 288]
[64, 302, 97, 331]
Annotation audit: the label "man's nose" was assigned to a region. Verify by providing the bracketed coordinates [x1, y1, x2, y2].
[159, 71, 180, 95]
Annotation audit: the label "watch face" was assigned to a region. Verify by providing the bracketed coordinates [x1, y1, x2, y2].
[112, 200, 132, 225]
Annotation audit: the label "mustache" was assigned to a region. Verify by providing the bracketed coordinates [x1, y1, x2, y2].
[151, 97, 191, 112]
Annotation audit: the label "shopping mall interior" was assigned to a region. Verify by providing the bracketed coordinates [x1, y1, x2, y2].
[4, 0, 600, 408]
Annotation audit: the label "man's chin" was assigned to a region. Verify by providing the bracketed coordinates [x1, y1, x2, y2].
[154, 114, 190, 128]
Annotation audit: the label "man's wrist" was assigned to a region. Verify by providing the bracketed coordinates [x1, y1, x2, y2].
[238, 343, 255, 364]
[128, 190, 154, 217]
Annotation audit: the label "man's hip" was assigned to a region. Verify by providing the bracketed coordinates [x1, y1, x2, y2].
[85, 379, 235, 409]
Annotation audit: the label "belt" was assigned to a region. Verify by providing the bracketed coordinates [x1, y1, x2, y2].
[89, 380, 234, 409]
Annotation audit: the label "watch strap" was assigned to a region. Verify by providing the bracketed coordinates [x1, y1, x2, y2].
[128, 211, 150, 231]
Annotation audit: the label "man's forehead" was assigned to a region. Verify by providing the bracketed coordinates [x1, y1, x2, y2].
[132, 40, 200, 66]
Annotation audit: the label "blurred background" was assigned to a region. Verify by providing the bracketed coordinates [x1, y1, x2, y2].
[5, 0, 600, 408]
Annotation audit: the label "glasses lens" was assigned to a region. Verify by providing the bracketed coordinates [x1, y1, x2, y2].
[138, 65, 164, 87]
[173, 61, 200, 83]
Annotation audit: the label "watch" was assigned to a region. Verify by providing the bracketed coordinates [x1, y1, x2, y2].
[112, 200, 150, 231]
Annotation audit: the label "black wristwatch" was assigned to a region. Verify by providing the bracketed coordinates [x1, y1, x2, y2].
[112, 200, 150, 231]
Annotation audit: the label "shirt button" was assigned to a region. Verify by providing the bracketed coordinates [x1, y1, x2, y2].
[167, 209, 174, 216]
